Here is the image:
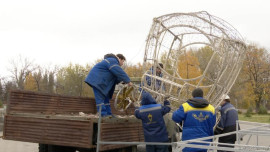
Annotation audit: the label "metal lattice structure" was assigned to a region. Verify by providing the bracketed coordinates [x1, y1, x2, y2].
[96, 119, 270, 152]
[110, 12, 270, 152]
[114, 11, 247, 111]
[139, 11, 247, 110]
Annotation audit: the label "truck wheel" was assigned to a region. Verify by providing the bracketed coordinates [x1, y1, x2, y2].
[38, 144, 48, 152]
[48, 145, 76, 152]
[76, 147, 96, 152]
[117, 146, 135, 152]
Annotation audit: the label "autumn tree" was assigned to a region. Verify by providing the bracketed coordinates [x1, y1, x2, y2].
[194, 46, 222, 84]
[177, 50, 201, 80]
[125, 62, 144, 77]
[239, 44, 270, 111]
[56, 63, 93, 97]
[24, 73, 37, 91]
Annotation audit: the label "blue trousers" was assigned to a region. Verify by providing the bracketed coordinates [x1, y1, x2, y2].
[93, 88, 112, 116]
[183, 148, 207, 152]
[146, 145, 168, 152]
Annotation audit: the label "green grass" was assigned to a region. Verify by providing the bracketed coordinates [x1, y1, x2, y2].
[239, 114, 270, 123]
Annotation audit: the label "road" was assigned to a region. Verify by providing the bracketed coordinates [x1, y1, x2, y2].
[0, 123, 269, 152]
[0, 132, 38, 152]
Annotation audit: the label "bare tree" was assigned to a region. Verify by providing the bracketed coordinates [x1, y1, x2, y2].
[8, 55, 37, 90]
[32, 67, 43, 91]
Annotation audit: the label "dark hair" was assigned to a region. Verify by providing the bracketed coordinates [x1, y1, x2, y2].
[154, 63, 164, 70]
[158, 63, 164, 69]
[116, 54, 126, 61]
[104, 53, 116, 59]
[225, 99, 231, 103]
[192, 88, 203, 97]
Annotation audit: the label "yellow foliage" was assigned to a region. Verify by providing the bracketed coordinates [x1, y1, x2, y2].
[24, 73, 37, 91]
[125, 62, 144, 77]
[236, 82, 256, 108]
[177, 51, 201, 80]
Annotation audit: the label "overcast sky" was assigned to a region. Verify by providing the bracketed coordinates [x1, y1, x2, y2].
[0, 0, 269, 78]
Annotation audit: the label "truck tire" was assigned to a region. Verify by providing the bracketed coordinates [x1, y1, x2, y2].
[38, 144, 48, 152]
[76, 147, 96, 152]
[48, 145, 76, 152]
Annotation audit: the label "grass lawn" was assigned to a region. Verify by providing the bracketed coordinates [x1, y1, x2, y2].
[239, 114, 270, 123]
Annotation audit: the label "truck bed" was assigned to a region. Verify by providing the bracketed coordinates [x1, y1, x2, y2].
[3, 90, 143, 151]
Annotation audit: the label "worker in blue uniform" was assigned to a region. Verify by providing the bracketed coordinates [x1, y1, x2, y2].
[85, 53, 132, 117]
[145, 63, 164, 91]
[172, 88, 216, 152]
[135, 91, 171, 152]
[215, 94, 239, 152]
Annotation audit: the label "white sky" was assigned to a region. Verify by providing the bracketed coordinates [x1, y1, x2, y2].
[0, 0, 269, 78]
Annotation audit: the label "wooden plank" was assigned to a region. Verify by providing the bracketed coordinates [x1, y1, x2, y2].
[7, 90, 135, 115]
[4, 115, 93, 148]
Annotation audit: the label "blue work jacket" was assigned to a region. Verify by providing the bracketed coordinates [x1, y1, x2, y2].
[135, 92, 171, 142]
[145, 67, 164, 91]
[172, 97, 216, 152]
[85, 55, 130, 99]
[215, 102, 239, 143]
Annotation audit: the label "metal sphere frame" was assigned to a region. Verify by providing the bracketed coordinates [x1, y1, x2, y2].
[115, 11, 247, 111]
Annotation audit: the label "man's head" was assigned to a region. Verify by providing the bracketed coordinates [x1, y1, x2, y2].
[219, 94, 230, 106]
[156, 63, 163, 76]
[141, 91, 157, 105]
[116, 54, 126, 66]
[222, 94, 230, 102]
[192, 88, 203, 98]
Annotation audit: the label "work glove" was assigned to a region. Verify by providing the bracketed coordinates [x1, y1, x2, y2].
[164, 100, 170, 106]
[164, 94, 170, 106]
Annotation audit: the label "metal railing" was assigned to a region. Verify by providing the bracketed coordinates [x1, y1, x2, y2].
[95, 105, 270, 152]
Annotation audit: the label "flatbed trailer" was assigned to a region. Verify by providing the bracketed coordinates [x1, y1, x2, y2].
[3, 90, 143, 152]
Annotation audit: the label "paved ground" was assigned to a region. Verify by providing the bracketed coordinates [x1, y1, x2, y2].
[0, 132, 38, 152]
[0, 123, 269, 152]
[238, 122, 270, 147]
